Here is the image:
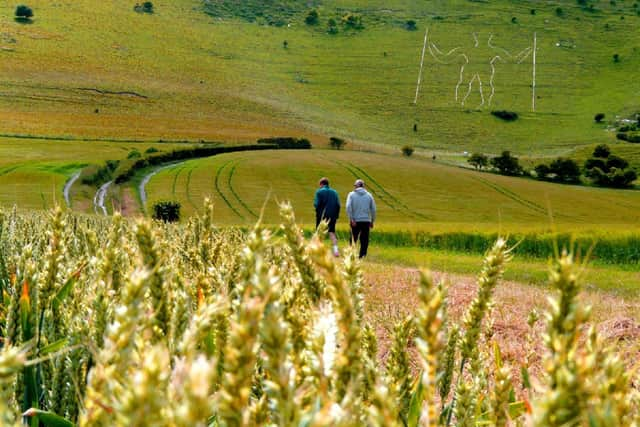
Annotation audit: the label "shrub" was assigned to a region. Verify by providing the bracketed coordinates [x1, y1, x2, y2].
[401, 145, 414, 157]
[593, 144, 611, 158]
[145, 147, 159, 154]
[305, 9, 319, 25]
[127, 150, 142, 159]
[490, 110, 518, 121]
[594, 113, 605, 123]
[468, 152, 489, 170]
[549, 157, 581, 183]
[329, 137, 346, 150]
[341, 13, 363, 29]
[327, 18, 338, 34]
[405, 20, 417, 30]
[613, 53, 620, 62]
[15, 5, 33, 21]
[151, 200, 181, 222]
[134, 1, 154, 13]
[584, 144, 637, 188]
[556, 7, 564, 16]
[491, 151, 523, 176]
[534, 163, 551, 180]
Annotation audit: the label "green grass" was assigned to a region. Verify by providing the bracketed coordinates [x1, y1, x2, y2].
[145, 149, 640, 227]
[1, 0, 639, 157]
[369, 245, 640, 296]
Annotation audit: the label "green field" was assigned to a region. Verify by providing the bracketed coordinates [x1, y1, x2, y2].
[1, 0, 640, 249]
[145, 149, 640, 228]
[2, 0, 640, 155]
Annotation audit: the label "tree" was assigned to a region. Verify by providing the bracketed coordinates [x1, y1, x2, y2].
[305, 10, 319, 25]
[491, 151, 523, 176]
[152, 201, 181, 222]
[534, 164, 551, 180]
[405, 20, 417, 30]
[594, 113, 605, 123]
[401, 145, 414, 157]
[468, 153, 489, 170]
[329, 137, 346, 150]
[549, 158, 581, 183]
[613, 53, 620, 63]
[15, 5, 33, 21]
[327, 18, 338, 34]
[593, 144, 611, 158]
[584, 144, 637, 188]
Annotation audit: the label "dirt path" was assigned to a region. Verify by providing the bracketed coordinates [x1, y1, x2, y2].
[63, 171, 81, 208]
[138, 161, 185, 213]
[93, 181, 113, 216]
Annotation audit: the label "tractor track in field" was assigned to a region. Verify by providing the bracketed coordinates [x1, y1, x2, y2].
[184, 166, 199, 212]
[471, 175, 572, 219]
[333, 159, 430, 221]
[228, 161, 258, 219]
[214, 159, 245, 220]
[171, 164, 187, 197]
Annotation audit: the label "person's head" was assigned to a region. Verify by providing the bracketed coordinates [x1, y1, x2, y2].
[319, 177, 329, 187]
[354, 179, 365, 188]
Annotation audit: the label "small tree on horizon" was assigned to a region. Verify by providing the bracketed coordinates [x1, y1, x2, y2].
[401, 145, 414, 157]
[329, 137, 346, 150]
[15, 5, 33, 21]
[491, 151, 523, 176]
[468, 152, 489, 170]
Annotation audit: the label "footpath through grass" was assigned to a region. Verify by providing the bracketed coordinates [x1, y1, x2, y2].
[367, 245, 640, 296]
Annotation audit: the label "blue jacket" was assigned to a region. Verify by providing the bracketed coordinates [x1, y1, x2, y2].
[314, 185, 340, 219]
[346, 188, 376, 223]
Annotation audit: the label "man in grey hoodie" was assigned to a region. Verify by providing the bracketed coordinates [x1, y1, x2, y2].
[346, 179, 376, 258]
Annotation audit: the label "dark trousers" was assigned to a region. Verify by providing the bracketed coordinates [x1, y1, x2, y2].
[351, 222, 370, 258]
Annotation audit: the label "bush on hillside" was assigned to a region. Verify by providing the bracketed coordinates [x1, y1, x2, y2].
[81, 160, 120, 186]
[584, 144, 637, 188]
[401, 145, 414, 157]
[305, 10, 319, 25]
[152, 200, 181, 222]
[327, 18, 338, 34]
[134, 2, 154, 14]
[15, 5, 33, 22]
[535, 158, 581, 183]
[468, 152, 489, 170]
[127, 150, 142, 159]
[145, 147, 159, 154]
[490, 110, 519, 121]
[491, 151, 523, 176]
[594, 113, 605, 123]
[405, 20, 417, 30]
[616, 132, 640, 143]
[329, 137, 346, 150]
[341, 13, 363, 29]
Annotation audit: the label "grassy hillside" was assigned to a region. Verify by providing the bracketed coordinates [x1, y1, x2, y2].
[144, 149, 640, 229]
[1, 0, 639, 156]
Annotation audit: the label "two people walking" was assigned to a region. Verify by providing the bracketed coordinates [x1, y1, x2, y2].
[314, 177, 376, 258]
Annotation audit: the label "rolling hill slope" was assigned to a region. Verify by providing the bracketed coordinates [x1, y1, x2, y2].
[1, 0, 639, 155]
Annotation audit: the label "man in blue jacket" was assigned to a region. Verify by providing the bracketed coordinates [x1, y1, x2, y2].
[346, 179, 376, 258]
[314, 177, 341, 257]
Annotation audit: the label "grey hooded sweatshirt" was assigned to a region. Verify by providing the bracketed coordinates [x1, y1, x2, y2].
[346, 188, 376, 223]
